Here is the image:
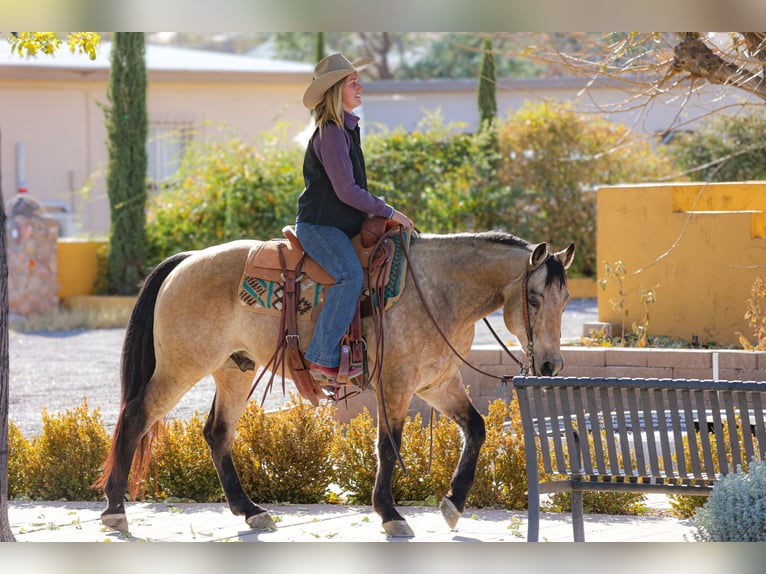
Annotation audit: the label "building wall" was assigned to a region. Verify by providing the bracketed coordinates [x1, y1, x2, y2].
[596, 182, 766, 346]
[361, 77, 757, 137]
[1, 74, 309, 236]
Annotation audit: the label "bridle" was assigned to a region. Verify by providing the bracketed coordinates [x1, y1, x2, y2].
[400, 229, 541, 382]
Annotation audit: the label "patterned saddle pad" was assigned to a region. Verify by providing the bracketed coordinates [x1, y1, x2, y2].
[239, 229, 410, 322]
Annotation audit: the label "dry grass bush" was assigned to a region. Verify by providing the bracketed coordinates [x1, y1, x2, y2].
[330, 407, 378, 504]
[7, 420, 29, 499]
[233, 394, 340, 504]
[144, 413, 224, 502]
[469, 397, 531, 509]
[22, 400, 110, 501]
[541, 425, 648, 515]
[332, 397, 536, 510]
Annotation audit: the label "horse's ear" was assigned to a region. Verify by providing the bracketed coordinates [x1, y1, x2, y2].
[555, 242, 576, 269]
[529, 242, 549, 270]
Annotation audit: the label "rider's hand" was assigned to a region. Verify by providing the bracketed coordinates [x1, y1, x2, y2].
[391, 209, 414, 229]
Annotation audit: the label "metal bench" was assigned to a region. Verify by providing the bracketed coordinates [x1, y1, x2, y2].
[512, 376, 766, 542]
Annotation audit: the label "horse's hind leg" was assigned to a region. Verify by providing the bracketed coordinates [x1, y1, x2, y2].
[419, 371, 486, 530]
[100, 398, 152, 532]
[205, 364, 275, 531]
[101, 375, 194, 532]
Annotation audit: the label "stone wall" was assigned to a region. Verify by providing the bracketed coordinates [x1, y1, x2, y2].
[6, 195, 60, 317]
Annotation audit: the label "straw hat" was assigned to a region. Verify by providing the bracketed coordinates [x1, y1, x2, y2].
[302, 53, 374, 110]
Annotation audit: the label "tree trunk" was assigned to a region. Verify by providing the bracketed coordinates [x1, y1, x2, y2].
[0, 126, 16, 540]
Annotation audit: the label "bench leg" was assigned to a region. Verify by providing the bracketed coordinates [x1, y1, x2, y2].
[527, 487, 540, 542]
[571, 490, 585, 542]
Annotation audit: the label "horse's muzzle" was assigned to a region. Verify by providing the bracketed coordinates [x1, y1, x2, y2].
[538, 357, 563, 376]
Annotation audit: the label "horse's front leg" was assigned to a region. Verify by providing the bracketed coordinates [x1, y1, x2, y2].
[373, 419, 414, 537]
[420, 371, 486, 529]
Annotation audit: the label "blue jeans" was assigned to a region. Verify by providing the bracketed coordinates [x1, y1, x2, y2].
[295, 223, 364, 367]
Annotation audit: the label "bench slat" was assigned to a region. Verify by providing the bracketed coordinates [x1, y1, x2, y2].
[599, 386, 622, 476]
[627, 387, 646, 474]
[532, 386, 553, 473]
[723, 391, 741, 470]
[654, 388, 675, 478]
[587, 386, 608, 477]
[640, 387, 661, 477]
[681, 388, 702, 478]
[572, 387, 593, 475]
[736, 391, 755, 467]
[560, 388, 583, 476]
[709, 390, 728, 475]
[547, 388, 568, 474]
[753, 393, 766, 460]
[695, 390, 715, 479]
[613, 388, 635, 477]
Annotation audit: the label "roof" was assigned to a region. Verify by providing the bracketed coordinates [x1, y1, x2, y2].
[0, 41, 313, 80]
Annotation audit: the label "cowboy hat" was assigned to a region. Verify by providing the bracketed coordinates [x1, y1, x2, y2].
[303, 52, 374, 110]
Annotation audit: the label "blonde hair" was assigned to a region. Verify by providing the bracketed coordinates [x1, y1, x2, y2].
[313, 77, 346, 137]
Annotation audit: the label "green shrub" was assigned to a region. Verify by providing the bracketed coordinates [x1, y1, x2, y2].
[365, 114, 498, 233]
[233, 394, 340, 504]
[24, 400, 110, 501]
[145, 130, 302, 267]
[693, 460, 766, 541]
[144, 413, 224, 502]
[7, 420, 29, 499]
[142, 111, 675, 278]
[668, 108, 766, 182]
[496, 101, 677, 277]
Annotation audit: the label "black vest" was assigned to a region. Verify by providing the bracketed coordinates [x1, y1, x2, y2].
[296, 121, 368, 238]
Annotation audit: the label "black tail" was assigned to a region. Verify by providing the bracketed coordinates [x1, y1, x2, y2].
[94, 251, 192, 493]
[120, 251, 192, 405]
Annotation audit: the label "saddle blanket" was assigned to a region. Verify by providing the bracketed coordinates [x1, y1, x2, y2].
[238, 229, 410, 321]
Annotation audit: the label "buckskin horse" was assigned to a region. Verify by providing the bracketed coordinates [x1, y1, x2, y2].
[95, 230, 574, 537]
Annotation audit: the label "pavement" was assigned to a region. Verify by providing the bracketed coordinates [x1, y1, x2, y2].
[8, 494, 696, 543]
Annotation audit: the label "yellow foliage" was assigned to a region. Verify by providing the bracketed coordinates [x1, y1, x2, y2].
[24, 400, 110, 501]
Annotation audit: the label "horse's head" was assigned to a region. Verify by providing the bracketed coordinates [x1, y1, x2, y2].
[503, 241, 575, 376]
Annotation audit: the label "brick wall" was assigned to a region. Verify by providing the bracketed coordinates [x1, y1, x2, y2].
[334, 345, 766, 424]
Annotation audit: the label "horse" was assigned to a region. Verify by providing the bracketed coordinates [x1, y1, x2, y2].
[94, 230, 575, 537]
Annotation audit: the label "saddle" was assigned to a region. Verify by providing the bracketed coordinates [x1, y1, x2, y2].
[242, 216, 403, 405]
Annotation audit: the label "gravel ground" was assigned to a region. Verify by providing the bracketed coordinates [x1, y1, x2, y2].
[8, 299, 597, 437]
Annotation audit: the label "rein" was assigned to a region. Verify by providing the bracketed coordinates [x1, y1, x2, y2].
[399, 229, 534, 384]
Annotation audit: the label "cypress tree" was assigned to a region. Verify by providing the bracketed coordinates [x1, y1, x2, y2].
[105, 33, 148, 295]
[315, 32, 325, 61]
[477, 37, 497, 130]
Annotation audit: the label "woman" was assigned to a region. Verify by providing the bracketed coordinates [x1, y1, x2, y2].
[296, 52, 414, 382]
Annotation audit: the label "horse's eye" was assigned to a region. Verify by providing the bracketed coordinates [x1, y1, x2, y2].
[528, 295, 541, 309]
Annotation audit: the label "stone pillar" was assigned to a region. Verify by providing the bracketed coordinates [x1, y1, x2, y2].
[6, 194, 60, 317]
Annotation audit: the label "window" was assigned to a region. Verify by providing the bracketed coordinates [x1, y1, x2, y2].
[147, 121, 193, 190]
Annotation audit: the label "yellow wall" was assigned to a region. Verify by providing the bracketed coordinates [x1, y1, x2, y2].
[57, 238, 105, 298]
[597, 182, 766, 346]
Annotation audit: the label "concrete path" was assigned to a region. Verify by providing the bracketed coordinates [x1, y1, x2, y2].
[8, 497, 695, 543]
